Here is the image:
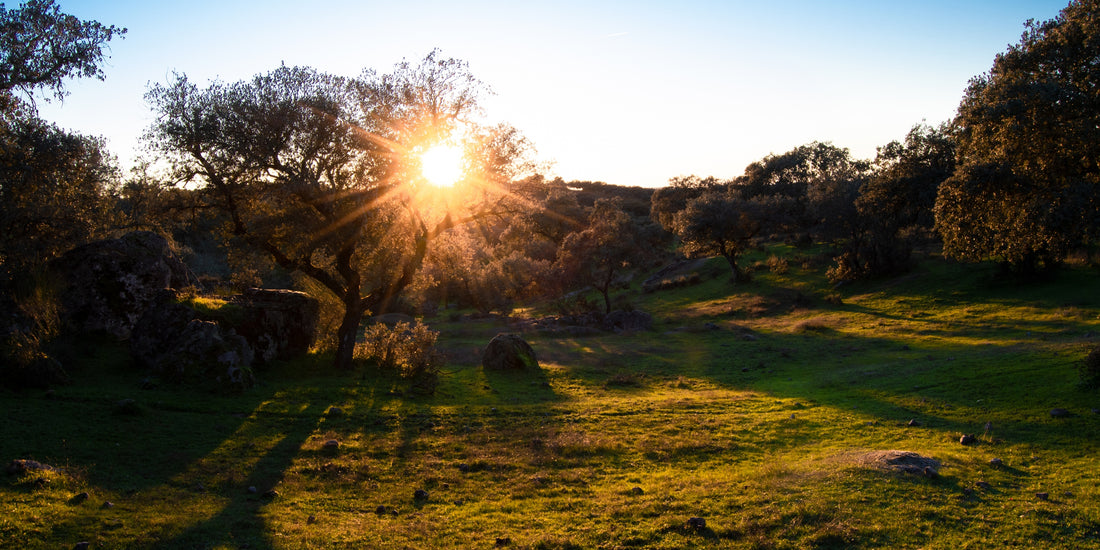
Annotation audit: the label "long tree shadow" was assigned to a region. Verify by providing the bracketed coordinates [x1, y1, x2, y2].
[141, 399, 329, 549]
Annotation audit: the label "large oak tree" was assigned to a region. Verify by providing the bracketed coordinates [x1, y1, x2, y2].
[935, 0, 1100, 272]
[146, 53, 532, 369]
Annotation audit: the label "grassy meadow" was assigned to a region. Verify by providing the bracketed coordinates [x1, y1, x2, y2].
[2, 250, 1099, 549]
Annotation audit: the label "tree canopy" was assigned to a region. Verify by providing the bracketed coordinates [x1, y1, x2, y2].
[935, 0, 1100, 271]
[0, 0, 124, 110]
[145, 53, 533, 368]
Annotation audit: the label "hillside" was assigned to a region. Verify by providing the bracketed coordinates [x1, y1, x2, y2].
[2, 251, 1099, 549]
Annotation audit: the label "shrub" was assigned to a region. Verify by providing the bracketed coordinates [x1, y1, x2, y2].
[356, 320, 443, 394]
[1080, 344, 1100, 389]
[767, 255, 790, 275]
[1, 272, 69, 389]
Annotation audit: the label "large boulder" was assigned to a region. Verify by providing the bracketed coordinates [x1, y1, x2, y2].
[482, 333, 539, 371]
[53, 232, 193, 339]
[231, 288, 319, 364]
[131, 290, 254, 392]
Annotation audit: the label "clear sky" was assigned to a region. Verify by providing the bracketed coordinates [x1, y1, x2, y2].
[37, 0, 1070, 188]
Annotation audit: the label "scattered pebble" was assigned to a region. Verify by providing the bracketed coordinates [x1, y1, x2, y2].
[990, 458, 1003, 466]
[686, 517, 706, 530]
[975, 481, 991, 490]
[73, 542, 90, 550]
[323, 440, 340, 451]
[414, 489, 429, 500]
[70, 492, 90, 504]
[1050, 408, 1070, 418]
[247, 486, 258, 494]
[101, 501, 114, 509]
[959, 434, 977, 445]
[307, 515, 317, 524]
[495, 537, 512, 547]
[262, 490, 279, 500]
[629, 487, 644, 496]
[327, 407, 343, 416]
[907, 419, 921, 427]
[1036, 492, 1049, 501]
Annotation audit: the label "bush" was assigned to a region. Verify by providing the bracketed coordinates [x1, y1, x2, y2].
[767, 255, 790, 275]
[1080, 344, 1100, 389]
[1, 272, 69, 389]
[355, 320, 443, 394]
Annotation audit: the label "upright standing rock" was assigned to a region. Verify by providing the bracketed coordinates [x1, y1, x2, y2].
[482, 333, 539, 371]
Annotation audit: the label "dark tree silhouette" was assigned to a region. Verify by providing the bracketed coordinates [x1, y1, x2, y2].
[146, 53, 532, 369]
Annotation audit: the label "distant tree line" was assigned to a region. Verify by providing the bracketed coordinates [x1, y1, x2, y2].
[655, 0, 1100, 281]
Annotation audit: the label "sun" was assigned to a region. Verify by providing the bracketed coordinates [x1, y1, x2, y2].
[420, 144, 465, 187]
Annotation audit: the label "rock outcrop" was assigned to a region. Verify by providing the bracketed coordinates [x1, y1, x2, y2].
[131, 290, 255, 392]
[231, 288, 318, 364]
[53, 232, 193, 339]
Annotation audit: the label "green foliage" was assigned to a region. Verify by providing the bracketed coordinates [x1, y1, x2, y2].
[670, 188, 790, 283]
[937, 0, 1100, 271]
[832, 123, 955, 283]
[556, 197, 649, 313]
[355, 320, 443, 393]
[0, 0, 125, 106]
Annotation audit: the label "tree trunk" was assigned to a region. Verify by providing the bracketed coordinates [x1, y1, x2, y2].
[334, 297, 363, 370]
[722, 253, 743, 284]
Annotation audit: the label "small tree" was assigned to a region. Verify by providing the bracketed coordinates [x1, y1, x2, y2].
[670, 189, 790, 283]
[556, 198, 645, 314]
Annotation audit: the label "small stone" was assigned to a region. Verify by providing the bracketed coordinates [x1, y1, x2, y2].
[70, 492, 90, 504]
[907, 419, 921, 427]
[1050, 408, 1070, 418]
[686, 517, 706, 530]
[307, 515, 317, 524]
[959, 434, 977, 445]
[456, 463, 470, 473]
[1035, 492, 1049, 501]
[629, 486, 644, 496]
[413, 489, 429, 500]
[73, 543, 90, 550]
[247, 486, 258, 494]
[375, 505, 388, 515]
[327, 407, 343, 416]
[1063, 491, 1075, 498]
[262, 489, 279, 499]
[975, 481, 991, 490]
[990, 458, 1003, 466]
[495, 538, 512, 547]
[1092, 408, 1099, 415]
[323, 440, 340, 451]
[101, 501, 114, 509]
[140, 377, 157, 390]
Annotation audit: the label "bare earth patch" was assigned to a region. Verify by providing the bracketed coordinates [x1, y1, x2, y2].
[848, 450, 942, 475]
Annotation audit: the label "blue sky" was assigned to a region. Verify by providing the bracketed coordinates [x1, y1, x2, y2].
[38, 0, 1069, 187]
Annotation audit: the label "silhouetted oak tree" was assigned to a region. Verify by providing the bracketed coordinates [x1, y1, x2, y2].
[146, 53, 531, 369]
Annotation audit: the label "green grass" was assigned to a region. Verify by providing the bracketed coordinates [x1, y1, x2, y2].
[2, 253, 1100, 548]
